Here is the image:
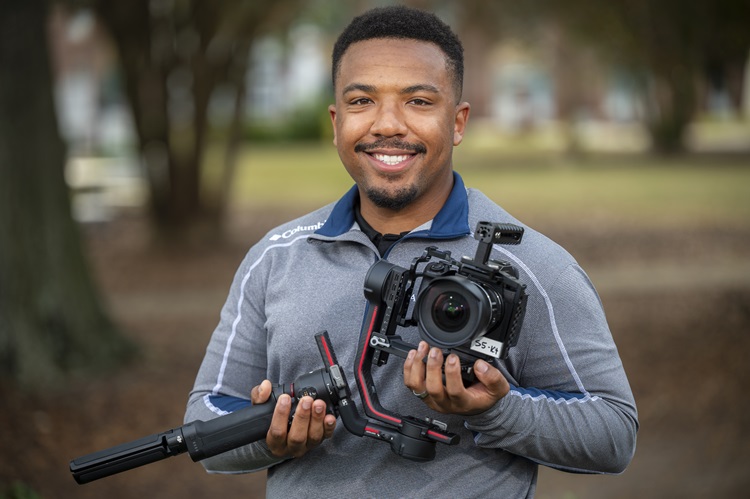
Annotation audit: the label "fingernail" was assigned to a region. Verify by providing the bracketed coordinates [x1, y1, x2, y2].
[407, 350, 416, 360]
[301, 398, 312, 410]
[279, 395, 291, 407]
[430, 348, 439, 359]
[476, 360, 489, 373]
[447, 355, 458, 365]
[314, 404, 324, 414]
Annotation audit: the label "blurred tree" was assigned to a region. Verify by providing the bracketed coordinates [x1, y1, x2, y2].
[448, 0, 749, 153]
[0, 0, 133, 387]
[531, 0, 750, 153]
[451, 0, 507, 119]
[89, 0, 300, 242]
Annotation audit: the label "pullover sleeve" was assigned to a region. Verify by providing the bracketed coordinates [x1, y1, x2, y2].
[183, 249, 288, 474]
[464, 263, 638, 474]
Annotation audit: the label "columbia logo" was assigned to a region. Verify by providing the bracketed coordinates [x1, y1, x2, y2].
[269, 221, 326, 241]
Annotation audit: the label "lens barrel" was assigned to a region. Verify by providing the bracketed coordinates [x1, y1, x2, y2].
[415, 276, 502, 348]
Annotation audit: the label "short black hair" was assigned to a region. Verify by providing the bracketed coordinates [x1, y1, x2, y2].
[332, 6, 464, 98]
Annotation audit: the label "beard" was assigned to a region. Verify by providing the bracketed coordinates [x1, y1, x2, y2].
[354, 138, 426, 211]
[364, 183, 419, 211]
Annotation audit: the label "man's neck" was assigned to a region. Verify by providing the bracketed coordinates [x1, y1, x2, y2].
[357, 205, 427, 235]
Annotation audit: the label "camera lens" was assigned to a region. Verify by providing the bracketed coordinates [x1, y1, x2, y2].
[415, 276, 502, 348]
[432, 292, 470, 332]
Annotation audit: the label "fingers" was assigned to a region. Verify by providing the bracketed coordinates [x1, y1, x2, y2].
[315, 400, 337, 437]
[404, 341, 511, 415]
[442, 353, 465, 396]
[424, 347, 445, 396]
[285, 397, 315, 457]
[323, 413, 337, 439]
[404, 341, 429, 392]
[265, 395, 337, 459]
[267, 394, 294, 456]
[306, 399, 330, 446]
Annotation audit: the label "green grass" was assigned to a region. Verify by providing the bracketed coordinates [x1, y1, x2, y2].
[228, 142, 352, 210]
[224, 142, 750, 229]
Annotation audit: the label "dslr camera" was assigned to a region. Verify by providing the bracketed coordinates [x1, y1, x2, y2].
[364, 221, 528, 383]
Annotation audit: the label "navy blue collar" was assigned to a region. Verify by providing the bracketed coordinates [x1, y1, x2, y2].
[315, 171, 471, 239]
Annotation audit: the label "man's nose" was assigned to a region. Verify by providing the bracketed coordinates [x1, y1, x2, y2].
[370, 102, 407, 137]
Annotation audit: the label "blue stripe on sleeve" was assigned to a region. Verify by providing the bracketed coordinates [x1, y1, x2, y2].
[208, 394, 253, 413]
[509, 384, 593, 403]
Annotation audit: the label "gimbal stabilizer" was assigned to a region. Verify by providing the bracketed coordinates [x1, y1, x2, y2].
[70, 331, 458, 484]
[71, 221, 526, 484]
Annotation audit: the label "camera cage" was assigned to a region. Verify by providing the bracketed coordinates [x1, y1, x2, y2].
[356, 221, 527, 436]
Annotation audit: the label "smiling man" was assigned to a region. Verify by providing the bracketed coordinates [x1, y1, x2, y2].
[329, 36, 469, 235]
[185, 6, 637, 498]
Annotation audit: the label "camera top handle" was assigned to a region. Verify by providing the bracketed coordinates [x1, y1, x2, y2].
[469, 221, 524, 272]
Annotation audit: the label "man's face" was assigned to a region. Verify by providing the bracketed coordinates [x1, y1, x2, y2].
[329, 38, 470, 219]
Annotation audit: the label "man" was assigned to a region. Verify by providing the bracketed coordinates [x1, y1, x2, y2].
[185, 6, 637, 497]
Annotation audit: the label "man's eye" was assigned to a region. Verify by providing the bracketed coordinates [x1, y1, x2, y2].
[350, 98, 372, 105]
[409, 98, 431, 106]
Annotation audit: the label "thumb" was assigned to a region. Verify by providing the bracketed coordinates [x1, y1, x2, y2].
[251, 379, 273, 403]
[473, 360, 510, 399]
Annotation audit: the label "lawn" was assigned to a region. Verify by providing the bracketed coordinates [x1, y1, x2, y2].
[226, 143, 750, 229]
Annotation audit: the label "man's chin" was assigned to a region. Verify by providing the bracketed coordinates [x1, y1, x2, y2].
[365, 186, 418, 212]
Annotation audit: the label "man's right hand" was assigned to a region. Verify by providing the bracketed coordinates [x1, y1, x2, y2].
[250, 379, 337, 458]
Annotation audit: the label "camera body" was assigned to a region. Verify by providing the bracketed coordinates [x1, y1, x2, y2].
[364, 222, 528, 383]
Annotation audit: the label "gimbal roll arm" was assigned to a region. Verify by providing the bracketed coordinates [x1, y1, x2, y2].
[357, 261, 460, 453]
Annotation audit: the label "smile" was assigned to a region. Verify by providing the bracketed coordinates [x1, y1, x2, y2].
[372, 153, 412, 166]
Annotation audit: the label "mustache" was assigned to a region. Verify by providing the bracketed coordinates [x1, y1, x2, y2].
[354, 139, 426, 155]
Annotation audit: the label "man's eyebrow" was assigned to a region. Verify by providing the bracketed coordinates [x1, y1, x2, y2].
[401, 84, 440, 95]
[341, 83, 441, 95]
[342, 83, 377, 95]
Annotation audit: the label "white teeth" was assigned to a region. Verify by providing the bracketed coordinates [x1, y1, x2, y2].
[373, 154, 409, 165]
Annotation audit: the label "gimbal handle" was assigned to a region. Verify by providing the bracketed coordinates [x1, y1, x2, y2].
[70, 395, 277, 484]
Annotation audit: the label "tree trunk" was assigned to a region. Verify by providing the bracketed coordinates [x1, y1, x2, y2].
[646, 63, 697, 154]
[0, 0, 133, 388]
[94, 1, 303, 245]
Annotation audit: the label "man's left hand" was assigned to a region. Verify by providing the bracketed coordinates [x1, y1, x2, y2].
[403, 341, 510, 415]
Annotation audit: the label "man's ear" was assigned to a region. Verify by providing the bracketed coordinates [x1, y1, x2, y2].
[453, 102, 470, 146]
[328, 104, 338, 147]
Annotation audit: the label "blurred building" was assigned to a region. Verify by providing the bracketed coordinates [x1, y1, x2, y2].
[48, 6, 144, 222]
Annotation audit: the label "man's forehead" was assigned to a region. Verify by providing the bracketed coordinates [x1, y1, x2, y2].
[336, 38, 450, 85]
[340, 37, 446, 64]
